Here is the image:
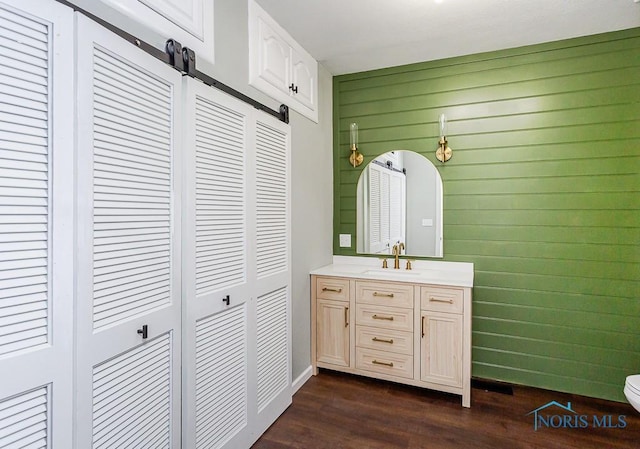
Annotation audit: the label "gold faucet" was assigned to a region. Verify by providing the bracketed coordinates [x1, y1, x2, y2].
[392, 242, 405, 269]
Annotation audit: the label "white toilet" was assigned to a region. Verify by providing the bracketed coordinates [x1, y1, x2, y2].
[624, 375, 640, 413]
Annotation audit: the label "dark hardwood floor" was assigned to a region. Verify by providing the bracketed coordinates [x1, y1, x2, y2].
[253, 370, 639, 449]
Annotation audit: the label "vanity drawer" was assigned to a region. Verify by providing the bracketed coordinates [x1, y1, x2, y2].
[420, 286, 463, 314]
[356, 348, 413, 379]
[356, 281, 413, 309]
[355, 304, 413, 332]
[316, 277, 350, 302]
[356, 326, 413, 356]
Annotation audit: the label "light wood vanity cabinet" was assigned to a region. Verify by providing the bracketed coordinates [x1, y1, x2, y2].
[355, 281, 414, 379]
[314, 277, 351, 368]
[312, 274, 472, 407]
[420, 286, 464, 388]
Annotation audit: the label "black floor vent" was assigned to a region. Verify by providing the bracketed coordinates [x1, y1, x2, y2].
[471, 378, 514, 395]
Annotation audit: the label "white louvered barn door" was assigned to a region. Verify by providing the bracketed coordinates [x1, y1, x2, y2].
[251, 116, 292, 441]
[74, 15, 182, 448]
[0, 1, 74, 447]
[182, 79, 291, 448]
[182, 79, 253, 449]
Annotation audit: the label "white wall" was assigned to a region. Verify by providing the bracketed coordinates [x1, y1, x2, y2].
[289, 65, 333, 377]
[69, 0, 334, 382]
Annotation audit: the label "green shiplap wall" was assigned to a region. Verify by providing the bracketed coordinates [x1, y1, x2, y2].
[333, 29, 640, 402]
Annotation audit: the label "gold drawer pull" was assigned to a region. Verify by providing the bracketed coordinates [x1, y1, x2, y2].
[372, 337, 394, 344]
[322, 287, 342, 293]
[372, 314, 394, 321]
[373, 292, 394, 298]
[429, 297, 453, 304]
[372, 360, 394, 367]
[344, 307, 349, 327]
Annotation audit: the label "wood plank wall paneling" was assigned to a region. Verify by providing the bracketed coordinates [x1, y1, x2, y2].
[332, 28, 640, 402]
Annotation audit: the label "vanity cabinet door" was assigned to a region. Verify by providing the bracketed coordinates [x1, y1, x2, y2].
[317, 299, 350, 367]
[420, 311, 463, 388]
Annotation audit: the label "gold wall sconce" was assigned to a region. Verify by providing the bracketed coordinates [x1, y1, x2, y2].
[435, 114, 452, 163]
[349, 122, 364, 167]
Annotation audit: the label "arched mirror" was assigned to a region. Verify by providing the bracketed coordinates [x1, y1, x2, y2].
[356, 150, 443, 258]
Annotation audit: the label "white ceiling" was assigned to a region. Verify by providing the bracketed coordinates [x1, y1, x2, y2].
[255, 0, 640, 75]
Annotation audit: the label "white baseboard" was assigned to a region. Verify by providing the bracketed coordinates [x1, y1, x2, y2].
[291, 365, 313, 394]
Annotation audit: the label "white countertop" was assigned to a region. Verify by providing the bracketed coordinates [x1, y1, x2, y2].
[310, 256, 474, 288]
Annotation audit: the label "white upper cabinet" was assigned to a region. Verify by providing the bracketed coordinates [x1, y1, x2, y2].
[249, 0, 318, 122]
[66, 0, 214, 63]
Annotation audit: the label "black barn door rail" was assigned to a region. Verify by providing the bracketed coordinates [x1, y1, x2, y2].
[56, 0, 290, 123]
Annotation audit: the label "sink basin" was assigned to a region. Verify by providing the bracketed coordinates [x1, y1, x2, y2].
[363, 269, 423, 276]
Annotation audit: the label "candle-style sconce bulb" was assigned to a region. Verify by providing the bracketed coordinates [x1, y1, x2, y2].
[349, 122, 364, 167]
[350, 122, 358, 148]
[439, 113, 447, 138]
[436, 114, 452, 163]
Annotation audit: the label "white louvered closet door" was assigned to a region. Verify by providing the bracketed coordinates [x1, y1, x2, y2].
[251, 115, 292, 440]
[74, 15, 182, 449]
[182, 78, 253, 449]
[182, 78, 291, 448]
[0, 1, 74, 447]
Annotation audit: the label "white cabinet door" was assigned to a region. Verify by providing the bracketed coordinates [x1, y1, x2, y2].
[137, 0, 207, 38]
[256, 16, 291, 95]
[74, 14, 183, 448]
[290, 46, 317, 111]
[0, 1, 74, 447]
[67, 0, 214, 63]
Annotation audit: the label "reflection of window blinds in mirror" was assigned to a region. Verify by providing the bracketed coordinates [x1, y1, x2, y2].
[368, 165, 381, 253]
[380, 170, 390, 252]
[366, 162, 406, 254]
